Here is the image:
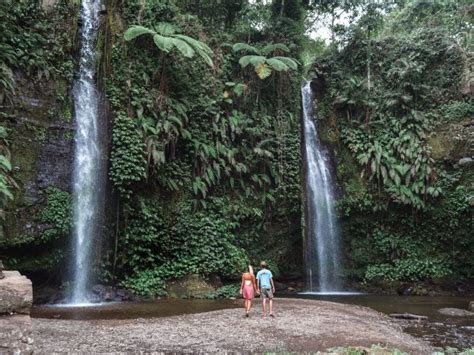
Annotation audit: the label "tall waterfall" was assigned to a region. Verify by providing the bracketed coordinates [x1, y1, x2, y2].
[302, 81, 341, 292]
[70, 0, 102, 304]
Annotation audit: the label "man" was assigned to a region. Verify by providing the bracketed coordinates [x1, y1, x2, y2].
[256, 261, 275, 317]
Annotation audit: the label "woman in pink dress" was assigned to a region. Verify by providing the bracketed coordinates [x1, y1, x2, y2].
[239, 265, 259, 317]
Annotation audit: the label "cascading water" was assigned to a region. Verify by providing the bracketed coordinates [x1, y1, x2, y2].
[301, 81, 341, 293]
[70, 0, 102, 304]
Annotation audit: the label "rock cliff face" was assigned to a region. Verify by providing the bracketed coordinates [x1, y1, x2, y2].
[3, 72, 74, 247]
[1, 3, 113, 284]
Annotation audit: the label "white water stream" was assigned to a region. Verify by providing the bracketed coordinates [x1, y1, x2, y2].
[70, 0, 102, 304]
[302, 81, 342, 292]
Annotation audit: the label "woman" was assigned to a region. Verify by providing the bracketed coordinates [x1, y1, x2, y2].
[239, 265, 259, 317]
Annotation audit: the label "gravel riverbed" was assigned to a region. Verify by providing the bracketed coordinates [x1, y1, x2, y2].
[32, 298, 432, 353]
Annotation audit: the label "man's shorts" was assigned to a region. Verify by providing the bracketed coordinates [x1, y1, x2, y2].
[260, 288, 273, 299]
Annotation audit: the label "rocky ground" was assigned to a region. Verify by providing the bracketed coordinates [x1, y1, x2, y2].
[32, 298, 432, 354]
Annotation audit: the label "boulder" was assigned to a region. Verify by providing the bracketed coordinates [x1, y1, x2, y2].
[115, 288, 131, 301]
[167, 275, 215, 299]
[103, 290, 116, 302]
[92, 284, 107, 295]
[458, 157, 473, 166]
[397, 283, 414, 296]
[0, 271, 33, 314]
[428, 118, 473, 162]
[274, 281, 289, 291]
[0, 271, 33, 354]
[438, 307, 474, 317]
[41, 0, 59, 10]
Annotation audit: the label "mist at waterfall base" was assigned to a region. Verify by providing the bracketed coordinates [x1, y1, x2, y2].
[69, 0, 104, 305]
[301, 81, 347, 295]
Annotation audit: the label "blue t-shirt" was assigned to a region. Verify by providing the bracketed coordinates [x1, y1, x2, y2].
[256, 269, 273, 289]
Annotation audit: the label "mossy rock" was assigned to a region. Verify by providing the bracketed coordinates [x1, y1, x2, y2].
[166, 274, 215, 299]
[428, 118, 473, 161]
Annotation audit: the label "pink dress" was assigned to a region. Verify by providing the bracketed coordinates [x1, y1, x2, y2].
[242, 275, 255, 300]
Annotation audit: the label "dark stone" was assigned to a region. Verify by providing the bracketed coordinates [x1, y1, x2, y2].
[92, 284, 106, 295]
[397, 283, 414, 296]
[48, 291, 64, 304]
[115, 288, 126, 297]
[274, 281, 288, 291]
[34, 287, 63, 304]
[103, 290, 116, 302]
[115, 288, 131, 301]
[207, 274, 223, 288]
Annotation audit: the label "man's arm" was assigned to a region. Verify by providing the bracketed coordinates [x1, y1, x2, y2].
[270, 277, 275, 293]
[256, 274, 260, 290]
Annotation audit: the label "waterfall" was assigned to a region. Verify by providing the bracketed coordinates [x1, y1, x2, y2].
[70, 0, 102, 304]
[301, 81, 342, 292]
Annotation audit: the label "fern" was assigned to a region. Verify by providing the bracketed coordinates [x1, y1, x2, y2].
[125, 24, 214, 68]
[232, 42, 299, 80]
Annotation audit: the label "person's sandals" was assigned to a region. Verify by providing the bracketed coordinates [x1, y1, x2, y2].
[269, 313, 274, 318]
[245, 313, 249, 318]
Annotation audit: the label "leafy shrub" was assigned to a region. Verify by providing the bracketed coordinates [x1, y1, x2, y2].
[120, 200, 248, 297]
[121, 269, 167, 297]
[205, 284, 240, 299]
[365, 257, 452, 282]
[39, 187, 71, 242]
[109, 113, 146, 198]
[439, 100, 474, 123]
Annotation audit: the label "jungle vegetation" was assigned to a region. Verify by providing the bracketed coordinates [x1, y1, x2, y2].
[0, 0, 472, 296]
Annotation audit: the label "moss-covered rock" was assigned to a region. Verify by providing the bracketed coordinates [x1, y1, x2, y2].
[166, 275, 216, 299]
[428, 118, 473, 162]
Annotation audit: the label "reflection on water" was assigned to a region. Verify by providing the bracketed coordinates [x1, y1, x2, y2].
[32, 299, 239, 321]
[32, 295, 473, 349]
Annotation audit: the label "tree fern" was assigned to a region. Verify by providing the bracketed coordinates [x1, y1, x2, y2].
[232, 42, 299, 80]
[124, 23, 214, 68]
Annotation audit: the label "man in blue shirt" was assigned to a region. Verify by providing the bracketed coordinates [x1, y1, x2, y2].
[256, 261, 275, 317]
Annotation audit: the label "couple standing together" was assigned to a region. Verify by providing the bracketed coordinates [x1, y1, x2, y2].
[239, 261, 275, 318]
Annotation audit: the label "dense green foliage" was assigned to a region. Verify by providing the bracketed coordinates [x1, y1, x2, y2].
[101, 0, 303, 295]
[0, 125, 16, 235]
[312, 1, 473, 283]
[0, 0, 472, 296]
